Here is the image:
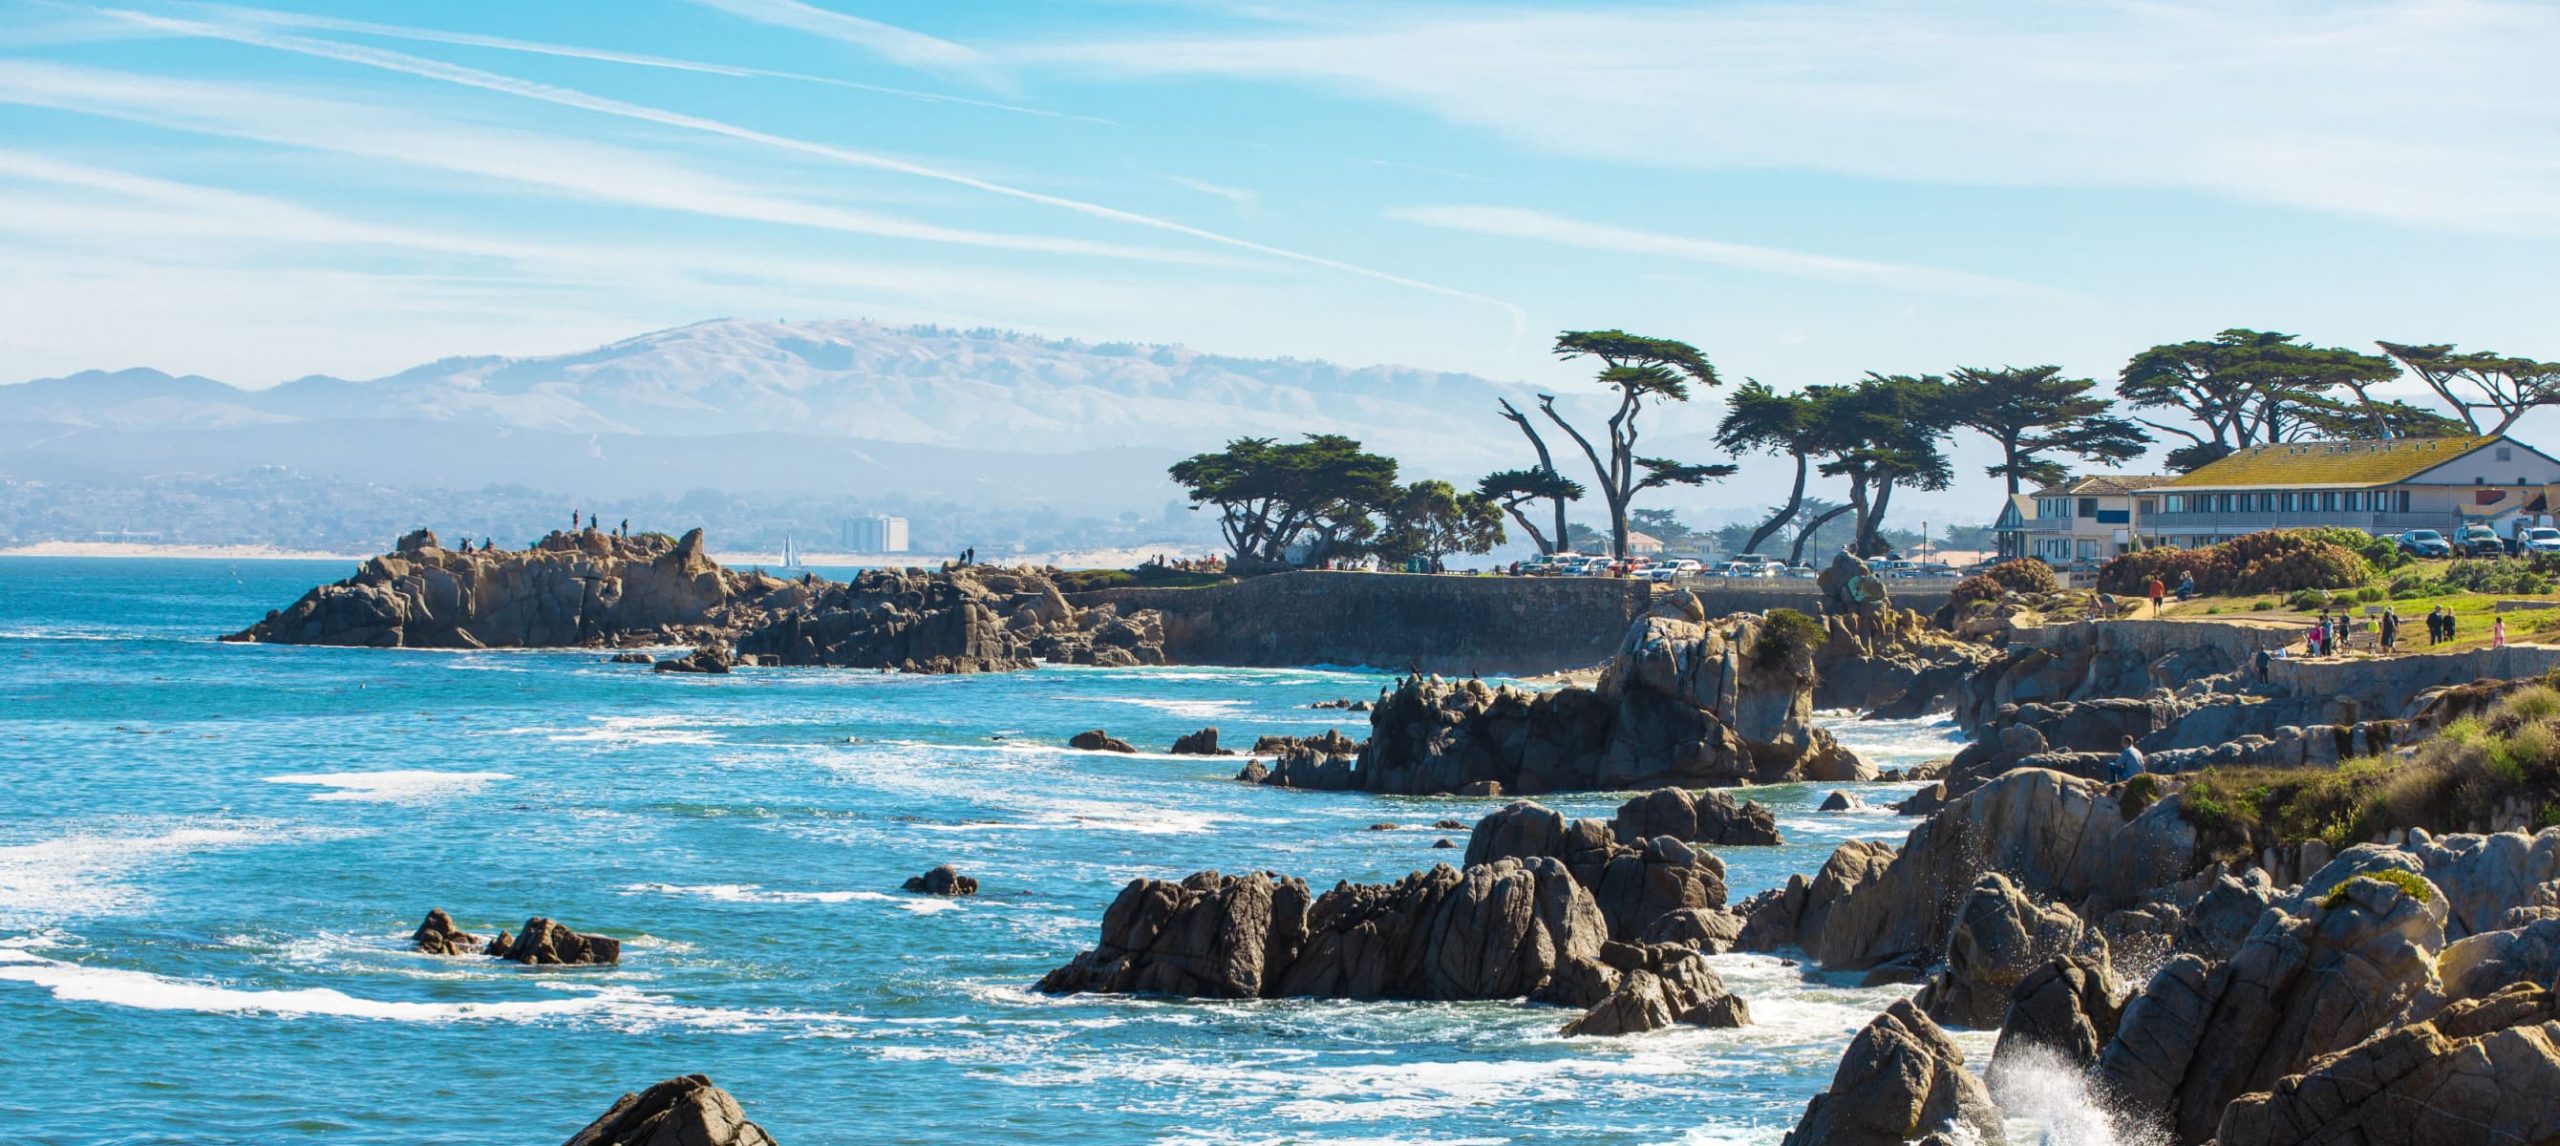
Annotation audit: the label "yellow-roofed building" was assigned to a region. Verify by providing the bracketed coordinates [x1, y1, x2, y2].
[2142, 434, 2560, 547]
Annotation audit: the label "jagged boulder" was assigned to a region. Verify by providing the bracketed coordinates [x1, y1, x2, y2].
[1637, 906, 1747, 952]
[562, 1074, 776, 1146]
[1037, 858, 1619, 1008]
[1610, 786, 1783, 847]
[1240, 730, 1362, 789]
[1168, 727, 1233, 755]
[1558, 941, 1751, 1037]
[1462, 802, 1727, 942]
[2216, 983, 2560, 1146]
[1914, 873, 2107, 1029]
[1735, 838, 1896, 953]
[1796, 769, 2199, 971]
[902, 865, 978, 896]
[1818, 790, 1865, 812]
[2095, 872, 2448, 1144]
[1781, 999, 2005, 1146]
[411, 908, 481, 956]
[1986, 954, 2122, 1094]
[495, 917, 622, 966]
[1068, 729, 1136, 754]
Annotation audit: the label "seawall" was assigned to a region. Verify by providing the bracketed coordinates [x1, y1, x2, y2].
[1066, 571, 1655, 674]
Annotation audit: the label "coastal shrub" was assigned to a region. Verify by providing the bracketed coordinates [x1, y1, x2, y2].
[2179, 687, 2560, 854]
[2253, 600, 2276, 611]
[1949, 558, 2056, 610]
[2293, 525, 2407, 573]
[2321, 868, 2433, 908]
[1754, 608, 1826, 670]
[2098, 530, 2371, 597]
[2288, 589, 2330, 612]
[2354, 586, 2386, 604]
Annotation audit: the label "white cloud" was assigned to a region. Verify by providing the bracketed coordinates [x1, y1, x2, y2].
[165, 2, 1103, 122]
[0, 59, 1199, 264]
[684, 0, 993, 79]
[1168, 175, 1258, 214]
[1019, 0, 2560, 235]
[1388, 204, 2036, 294]
[94, 10, 1522, 322]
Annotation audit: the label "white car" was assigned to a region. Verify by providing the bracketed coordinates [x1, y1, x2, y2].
[2519, 528, 2560, 555]
[1644, 559, 1704, 582]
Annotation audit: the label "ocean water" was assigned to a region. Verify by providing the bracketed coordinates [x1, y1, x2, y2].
[0, 558, 1979, 1145]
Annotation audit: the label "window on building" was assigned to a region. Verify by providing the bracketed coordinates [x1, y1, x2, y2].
[2280, 492, 2296, 512]
[2138, 497, 2157, 515]
[2218, 493, 2235, 512]
[2498, 447, 2513, 461]
[2320, 492, 2338, 511]
[2076, 539, 2099, 561]
[2398, 489, 2412, 512]
[2343, 491, 2361, 511]
[2077, 497, 2098, 518]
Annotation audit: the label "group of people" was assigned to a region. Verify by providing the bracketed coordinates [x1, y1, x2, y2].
[1140, 554, 1224, 573]
[2307, 604, 2508, 656]
[2141, 572, 2200, 616]
[568, 511, 632, 537]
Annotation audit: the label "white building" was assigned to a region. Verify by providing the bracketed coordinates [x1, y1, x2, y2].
[846, 514, 910, 554]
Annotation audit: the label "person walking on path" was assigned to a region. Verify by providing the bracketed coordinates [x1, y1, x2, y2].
[2109, 735, 2145, 782]
[2381, 608, 2399, 653]
[2147, 576, 2166, 617]
[2495, 615, 2508, 649]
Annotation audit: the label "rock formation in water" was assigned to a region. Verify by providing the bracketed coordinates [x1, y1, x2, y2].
[1245, 593, 1865, 795]
[411, 908, 481, 956]
[1984, 954, 2121, 1093]
[735, 564, 1164, 673]
[230, 528, 1168, 673]
[1067, 729, 1136, 753]
[1038, 800, 1752, 1037]
[230, 528, 773, 649]
[1809, 551, 1996, 719]
[563, 1074, 776, 1146]
[1610, 786, 1784, 848]
[902, 865, 978, 896]
[1169, 727, 1232, 755]
[1912, 873, 2108, 1030]
[1780, 999, 2005, 1146]
[495, 917, 622, 966]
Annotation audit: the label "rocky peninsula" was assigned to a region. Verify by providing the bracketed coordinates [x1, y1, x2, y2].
[225, 527, 1169, 672]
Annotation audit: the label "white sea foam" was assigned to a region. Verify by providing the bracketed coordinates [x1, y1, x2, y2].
[0, 820, 349, 929]
[620, 883, 962, 914]
[1092, 695, 1250, 720]
[0, 947, 868, 1031]
[263, 770, 513, 802]
[545, 715, 722, 746]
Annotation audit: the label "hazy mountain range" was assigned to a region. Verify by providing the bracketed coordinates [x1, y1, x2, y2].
[1, 318, 1553, 495]
[0, 319, 1598, 551]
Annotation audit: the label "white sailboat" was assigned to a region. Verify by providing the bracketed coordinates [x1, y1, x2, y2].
[780, 531, 804, 571]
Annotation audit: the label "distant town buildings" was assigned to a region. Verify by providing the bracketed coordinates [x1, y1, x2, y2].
[1991, 434, 2560, 567]
[845, 514, 910, 554]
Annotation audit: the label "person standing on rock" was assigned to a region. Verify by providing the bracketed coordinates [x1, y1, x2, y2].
[2146, 576, 2165, 617]
[2495, 615, 2508, 649]
[2109, 735, 2144, 782]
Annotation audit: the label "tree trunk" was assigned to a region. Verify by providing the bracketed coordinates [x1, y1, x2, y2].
[1790, 503, 1852, 565]
[1743, 451, 1809, 555]
[1499, 399, 1573, 553]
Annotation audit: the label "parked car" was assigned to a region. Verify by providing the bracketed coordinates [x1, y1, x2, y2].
[2396, 529, 2453, 558]
[2515, 527, 2560, 556]
[2454, 524, 2505, 557]
[1643, 558, 1705, 582]
[1779, 563, 1819, 579]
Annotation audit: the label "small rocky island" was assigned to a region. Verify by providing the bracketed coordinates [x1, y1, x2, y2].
[225, 527, 1169, 672]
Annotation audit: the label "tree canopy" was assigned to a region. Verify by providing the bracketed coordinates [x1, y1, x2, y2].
[1948, 365, 2150, 494]
[1168, 435, 1401, 567]
[2377, 342, 2560, 435]
[2120, 330, 2415, 470]
[1714, 378, 1827, 555]
[1379, 480, 1506, 565]
[1477, 467, 1583, 556]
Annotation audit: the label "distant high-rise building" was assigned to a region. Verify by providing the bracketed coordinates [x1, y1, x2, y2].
[845, 514, 910, 554]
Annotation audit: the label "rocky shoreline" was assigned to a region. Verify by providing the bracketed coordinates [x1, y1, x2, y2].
[228, 542, 2560, 1142]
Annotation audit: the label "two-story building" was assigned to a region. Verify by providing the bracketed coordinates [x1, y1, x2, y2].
[2143, 434, 2560, 548]
[1993, 474, 2173, 566]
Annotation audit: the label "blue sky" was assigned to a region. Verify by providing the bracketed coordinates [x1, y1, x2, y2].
[3, 0, 2556, 453]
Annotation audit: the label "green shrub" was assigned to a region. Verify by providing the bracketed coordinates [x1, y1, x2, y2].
[2205, 606, 2223, 615]
[2253, 600, 2277, 611]
[2289, 588, 2331, 611]
[1754, 608, 1827, 670]
[2294, 525, 2407, 573]
[2321, 868, 2433, 908]
[2355, 586, 2386, 603]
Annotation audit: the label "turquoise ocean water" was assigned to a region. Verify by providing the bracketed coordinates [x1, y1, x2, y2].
[0, 558, 1972, 1144]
